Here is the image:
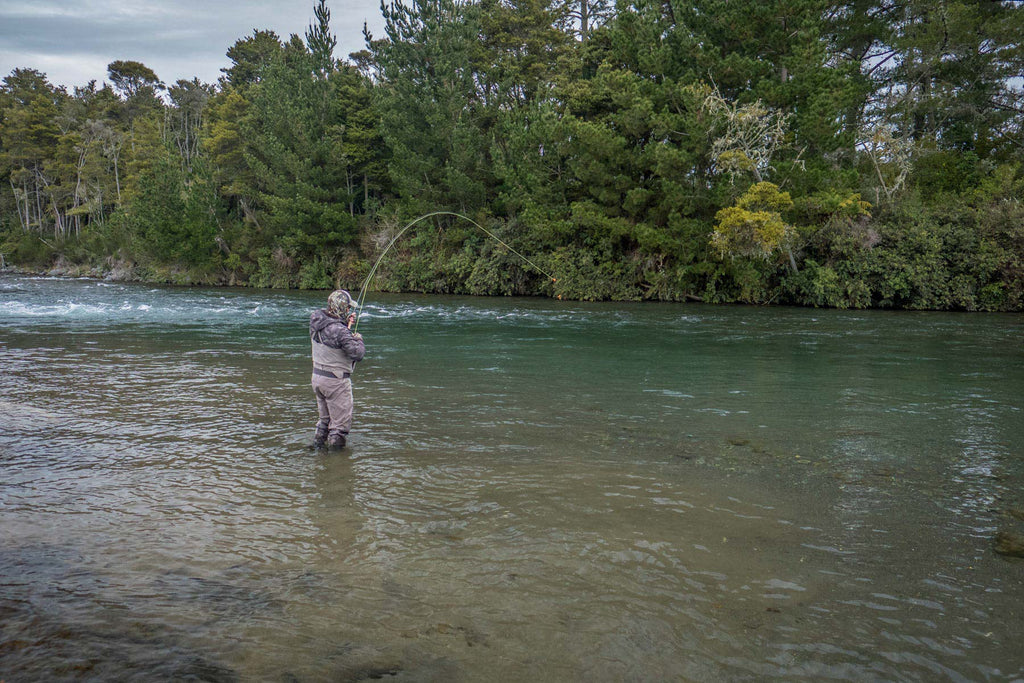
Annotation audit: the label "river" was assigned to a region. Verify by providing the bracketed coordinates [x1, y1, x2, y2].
[1, 273, 1022, 681]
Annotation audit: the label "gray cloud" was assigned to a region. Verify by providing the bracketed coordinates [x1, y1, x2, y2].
[0, 0, 384, 89]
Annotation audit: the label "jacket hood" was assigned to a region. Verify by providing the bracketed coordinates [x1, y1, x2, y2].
[310, 308, 340, 333]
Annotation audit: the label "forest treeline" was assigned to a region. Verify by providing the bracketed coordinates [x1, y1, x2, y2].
[2, 0, 1023, 309]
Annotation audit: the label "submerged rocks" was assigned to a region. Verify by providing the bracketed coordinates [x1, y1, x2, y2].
[994, 530, 1024, 558]
[994, 505, 1024, 558]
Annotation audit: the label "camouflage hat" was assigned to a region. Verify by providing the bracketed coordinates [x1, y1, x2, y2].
[327, 289, 355, 317]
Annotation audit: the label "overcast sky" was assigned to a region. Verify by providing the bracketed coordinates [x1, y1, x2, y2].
[0, 0, 386, 91]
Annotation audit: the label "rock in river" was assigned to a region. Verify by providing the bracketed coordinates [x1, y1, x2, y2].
[994, 530, 1024, 558]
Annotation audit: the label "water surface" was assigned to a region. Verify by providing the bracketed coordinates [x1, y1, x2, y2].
[1, 274, 1023, 681]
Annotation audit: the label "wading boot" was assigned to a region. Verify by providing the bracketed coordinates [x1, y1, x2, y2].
[327, 430, 347, 449]
[314, 423, 329, 448]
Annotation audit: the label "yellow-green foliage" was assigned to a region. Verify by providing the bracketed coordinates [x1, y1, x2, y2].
[716, 150, 757, 177]
[712, 182, 794, 260]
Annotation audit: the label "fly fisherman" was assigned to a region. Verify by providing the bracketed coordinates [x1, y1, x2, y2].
[310, 290, 365, 448]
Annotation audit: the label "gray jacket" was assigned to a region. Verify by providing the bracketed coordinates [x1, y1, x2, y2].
[310, 309, 365, 372]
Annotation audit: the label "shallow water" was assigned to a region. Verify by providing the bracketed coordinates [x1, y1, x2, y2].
[1, 273, 1023, 681]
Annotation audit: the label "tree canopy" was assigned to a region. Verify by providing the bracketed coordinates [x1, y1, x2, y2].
[1, 0, 1022, 309]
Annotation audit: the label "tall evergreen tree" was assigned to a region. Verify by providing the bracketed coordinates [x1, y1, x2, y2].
[0, 69, 65, 236]
[221, 30, 284, 89]
[166, 79, 215, 173]
[370, 0, 492, 214]
[242, 35, 360, 261]
[307, 0, 339, 77]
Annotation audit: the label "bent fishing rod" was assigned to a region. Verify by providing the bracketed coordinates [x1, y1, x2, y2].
[350, 211, 558, 333]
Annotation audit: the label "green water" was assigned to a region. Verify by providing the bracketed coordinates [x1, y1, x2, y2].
[1, 274, 1023, 681]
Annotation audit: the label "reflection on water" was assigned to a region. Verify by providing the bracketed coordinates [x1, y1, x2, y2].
[1, 274, 1023, 680]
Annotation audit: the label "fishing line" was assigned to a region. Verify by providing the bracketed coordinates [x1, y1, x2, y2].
[351, 211, 557, 332]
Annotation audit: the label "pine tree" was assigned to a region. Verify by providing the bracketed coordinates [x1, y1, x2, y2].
[370, 0, 492, 214]
[306, 0, 339, 77]
[222, 30, 283, 89]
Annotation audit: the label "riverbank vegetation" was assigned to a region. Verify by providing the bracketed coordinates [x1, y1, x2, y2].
[2, 0, 1023, 309]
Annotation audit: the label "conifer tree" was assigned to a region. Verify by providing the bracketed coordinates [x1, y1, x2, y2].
[306, 0, 339, 77]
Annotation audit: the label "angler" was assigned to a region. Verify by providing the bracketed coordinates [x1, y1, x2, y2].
[310, 290, 365, 449]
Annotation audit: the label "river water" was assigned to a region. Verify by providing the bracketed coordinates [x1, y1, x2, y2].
[1, 273, 1022, 681]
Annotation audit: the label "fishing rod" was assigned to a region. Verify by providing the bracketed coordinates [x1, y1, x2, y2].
[350, 211, 557, 333]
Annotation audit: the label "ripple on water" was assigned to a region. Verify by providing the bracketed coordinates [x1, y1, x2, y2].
[2, 275, 1023, 680]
